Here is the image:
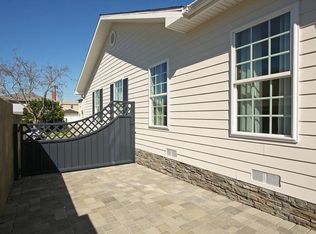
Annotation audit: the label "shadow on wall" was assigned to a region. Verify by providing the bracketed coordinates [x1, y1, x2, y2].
[97, 0, 258, 85]
[83, 16, 233, 94]
[87, 0, 316, 93]
[0, 172, 97, 233]
[104, 21, 229, 80]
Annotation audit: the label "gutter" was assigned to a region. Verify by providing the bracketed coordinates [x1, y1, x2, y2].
[182, 0, 220, 19]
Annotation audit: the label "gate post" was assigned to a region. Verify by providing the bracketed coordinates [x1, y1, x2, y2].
[19, 124, 25, 177]
[13, 124, 22, 179]
[130, 102, 135, 162]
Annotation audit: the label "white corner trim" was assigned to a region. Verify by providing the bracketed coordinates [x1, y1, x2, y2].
[291, 1, 300, 143]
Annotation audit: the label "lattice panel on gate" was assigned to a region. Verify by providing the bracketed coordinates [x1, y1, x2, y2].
[21, 101, 134, 141]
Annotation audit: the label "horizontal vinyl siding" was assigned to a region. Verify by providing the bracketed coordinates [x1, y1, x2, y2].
[82, 0, 316, 203]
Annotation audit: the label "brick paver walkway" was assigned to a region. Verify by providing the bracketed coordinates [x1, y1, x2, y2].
[0, 164, 314, 234]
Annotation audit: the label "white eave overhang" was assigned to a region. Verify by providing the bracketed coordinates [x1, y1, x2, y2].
[76, 0, 243, 95]
[167, 0, 243, 33]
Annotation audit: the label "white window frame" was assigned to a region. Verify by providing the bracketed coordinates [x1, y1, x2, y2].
[230, 3, 299, 143]
[148, 59, 170, 130]
[113, 79, 123, 101]
[93, 89, 102, 114]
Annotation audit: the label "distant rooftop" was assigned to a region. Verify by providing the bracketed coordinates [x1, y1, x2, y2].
[100, 6, 183, 16]
[64, 109, 79, 114]
[61, 100, 79, 105]
[0, 92, 40, 103]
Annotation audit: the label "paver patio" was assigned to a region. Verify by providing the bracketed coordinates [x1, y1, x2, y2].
[0, 164, 314, 234]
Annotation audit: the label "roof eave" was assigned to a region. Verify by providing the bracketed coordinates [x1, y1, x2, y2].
[75, 10, 183, 95]
[75, 1, 244, 94]
[75, 18, 105, 95]
[182, 0, 217, 18]
[167, 0, 243, 33]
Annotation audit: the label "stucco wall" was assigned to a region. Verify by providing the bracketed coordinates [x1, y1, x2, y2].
[82, 0, 316, 204]
[0, 98, 14, 214]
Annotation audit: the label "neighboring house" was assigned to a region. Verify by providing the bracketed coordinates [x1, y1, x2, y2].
[78, 98, 84, 118]
[0, 92, 40, 115]
[76, 0, 316, 226]
[60, 101, 80, 122]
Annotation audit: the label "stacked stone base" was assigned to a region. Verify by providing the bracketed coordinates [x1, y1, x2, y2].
[136, 149, 316, 230]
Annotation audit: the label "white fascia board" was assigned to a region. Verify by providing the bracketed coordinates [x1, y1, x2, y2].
[101, 11, 182, 21]
[76, 18, 108, 95]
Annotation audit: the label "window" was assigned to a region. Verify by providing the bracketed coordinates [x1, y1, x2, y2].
[231, 7, 298, 141]
[149, 61, 168, 127]
[110, 78, 128, 102]
[93, 89, 102, 114]
[114, 80, 123, 101]
[235, 13, 290, 80]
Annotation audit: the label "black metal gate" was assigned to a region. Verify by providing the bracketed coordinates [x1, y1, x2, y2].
[20, 101, 135, 176]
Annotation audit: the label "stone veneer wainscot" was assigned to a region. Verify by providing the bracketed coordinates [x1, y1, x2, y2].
[136, 149, 316, 230]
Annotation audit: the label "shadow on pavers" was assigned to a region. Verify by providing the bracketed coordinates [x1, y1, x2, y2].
[0, 173, 97, 233]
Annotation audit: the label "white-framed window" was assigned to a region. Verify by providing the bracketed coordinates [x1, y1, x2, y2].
[93, 89, 101, 113]
[114, 79, 123, 101]
[149, 61, 168, 128]
[230, 4, 299, 142]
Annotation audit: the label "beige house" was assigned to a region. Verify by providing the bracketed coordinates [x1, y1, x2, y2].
[60, 101, 80, 122]
[76, 0, 316, 227]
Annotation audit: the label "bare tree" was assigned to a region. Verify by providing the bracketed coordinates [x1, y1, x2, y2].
[0, 55, 69, 124]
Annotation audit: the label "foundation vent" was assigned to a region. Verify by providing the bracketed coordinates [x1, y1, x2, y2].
[252, 169, 265, 183]
[166, 148, 177, 157]
[266, 173, 281, 187]
[251, 169, 280, 187]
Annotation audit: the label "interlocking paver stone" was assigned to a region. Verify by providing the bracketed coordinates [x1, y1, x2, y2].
[0, 163, 313, 233]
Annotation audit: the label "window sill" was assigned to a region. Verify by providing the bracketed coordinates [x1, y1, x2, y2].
[148, 125, 169, 131]
[230, 132, 297, 144]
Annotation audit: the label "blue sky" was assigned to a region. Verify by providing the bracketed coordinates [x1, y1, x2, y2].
[0, 0, 191, 101]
